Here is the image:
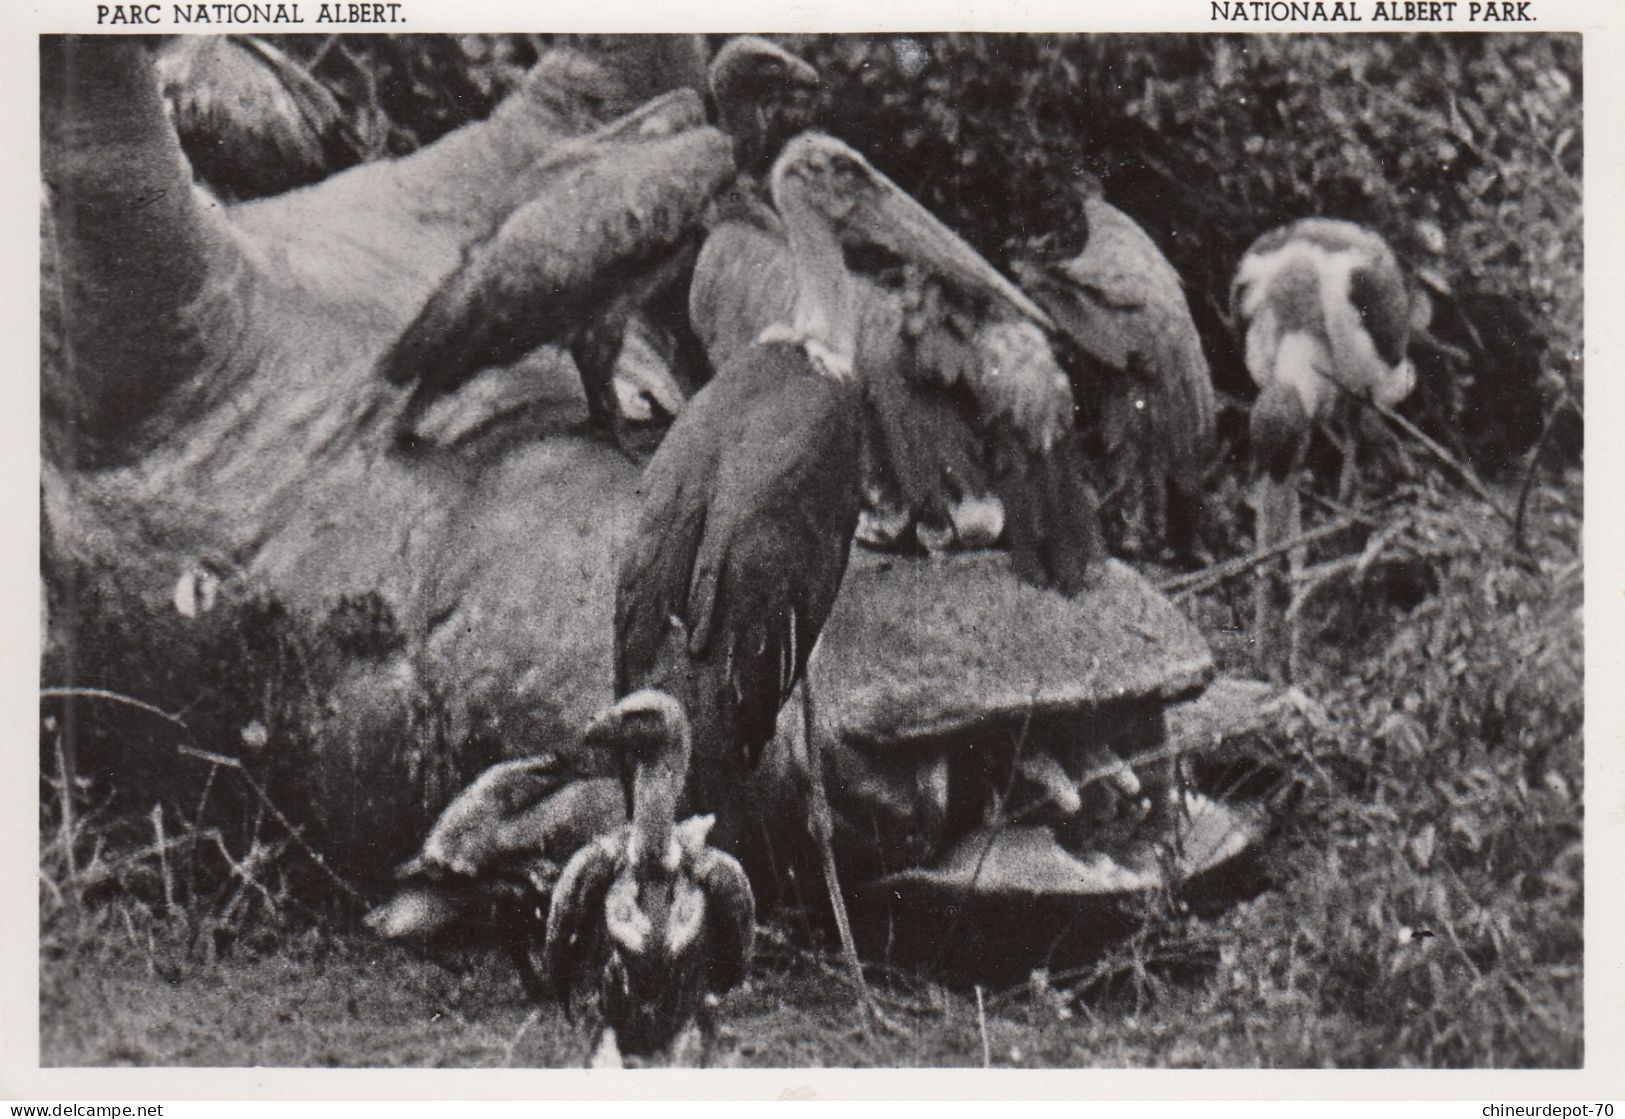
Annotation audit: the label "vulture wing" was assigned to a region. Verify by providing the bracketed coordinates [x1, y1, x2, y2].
[543, 828, 626, 1022]
[156, 35, 359, 202]
[1015, 194, 1216, 496]
[377, 123, 735, 406]
[688, 845, 756, 994]
[856, 264, 1105, 596]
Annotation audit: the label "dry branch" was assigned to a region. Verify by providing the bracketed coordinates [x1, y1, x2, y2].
[1159, 513, 1365, 598]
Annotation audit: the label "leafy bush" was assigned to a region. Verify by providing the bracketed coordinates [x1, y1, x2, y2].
[789, 33, 1580, 474]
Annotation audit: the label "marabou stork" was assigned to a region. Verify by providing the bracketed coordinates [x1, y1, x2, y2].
[545, 691, 755, 1068]
[687, 157, 1111, 593]
[1013, 182, 1217, 563]
[1231, 217, 1419, 679]
[374, 36, 819, 453]
[610, 131, 1060, 1009]
[155, 35, 362, 203]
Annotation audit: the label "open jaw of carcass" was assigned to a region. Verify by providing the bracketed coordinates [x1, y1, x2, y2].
[752, 549, 1280, 925]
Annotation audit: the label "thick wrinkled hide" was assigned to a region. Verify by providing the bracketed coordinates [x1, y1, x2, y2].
[40, 36, 710, 870]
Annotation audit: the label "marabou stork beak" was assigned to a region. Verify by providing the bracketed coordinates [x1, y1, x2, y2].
[818, 140, 1052, 330]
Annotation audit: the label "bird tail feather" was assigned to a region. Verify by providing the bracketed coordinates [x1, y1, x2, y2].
[995, 431, 1107, 597]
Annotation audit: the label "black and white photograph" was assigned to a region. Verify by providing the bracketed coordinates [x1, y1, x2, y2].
[17, 0, 1616, 1093]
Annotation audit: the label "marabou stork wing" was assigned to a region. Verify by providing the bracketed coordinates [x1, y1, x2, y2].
[616, 347, 862, 770]
[684, 357, 862, 764]
[1014, 194, 1216, 495]
[543, 828, 627, 1021]
[687, 847, 756, 993]
[376, 126, 735, 401]
[156, 35, 359, 202]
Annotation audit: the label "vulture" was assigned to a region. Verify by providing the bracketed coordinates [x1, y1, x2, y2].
[374, 36, 820, 452]
[688, 158, 1115, 590]
[375, 91, 731, 448]
[155, 34, 362, 202]
[1013, 182, 1217, 562]
[545, 691, 754, 1067]
[364, 755, 624, 998]
[1230, 216, 1420, 679]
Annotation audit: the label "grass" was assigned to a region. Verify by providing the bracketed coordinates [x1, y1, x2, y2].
[38, 454, 1584, 1069]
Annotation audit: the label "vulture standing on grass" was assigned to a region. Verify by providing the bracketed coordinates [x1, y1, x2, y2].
[374, 36, 821, 451]
[545, 691, 755, 1068]
[1012, 181, 1217, 561]
[1230, 216, 1420, 679]
[155, 34, 362, 202]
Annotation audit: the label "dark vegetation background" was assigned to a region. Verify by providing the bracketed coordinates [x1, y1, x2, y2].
[40, 33, 1584, 1067]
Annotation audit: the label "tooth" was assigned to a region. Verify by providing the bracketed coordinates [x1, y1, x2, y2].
[1079, 745, 1141, 798]
[1017, 752, 1082, 815]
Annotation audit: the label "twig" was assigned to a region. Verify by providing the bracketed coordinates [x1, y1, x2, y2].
[152, 803, 176, 912]
[502, 1009, 542, 1068]
[52, 730, 79, 897]
[1365, 399, 1518, 535]
[40, 687, 193, 730]
[1513, 389, 1579, 551]
[975, 984, 991, 1068]
[177, 745, 365, 903]
[1160, 513, 1363, 598]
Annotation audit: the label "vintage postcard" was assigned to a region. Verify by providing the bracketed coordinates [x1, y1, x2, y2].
[7, 0, 1621, 1102]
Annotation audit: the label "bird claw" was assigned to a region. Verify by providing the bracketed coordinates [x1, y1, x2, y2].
[582, 411, 649, 466]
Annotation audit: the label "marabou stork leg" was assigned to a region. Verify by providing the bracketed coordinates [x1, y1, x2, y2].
[1329, 415, 1361, 505]
[1251, 471, 1303, 684]
[1164, 481, 1204, 570]
[589, 1026, 624, 1069]
[667, 1017, 707, 1068]
[508, 941, 550, 1002]
[801, 679, 906, 1037]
